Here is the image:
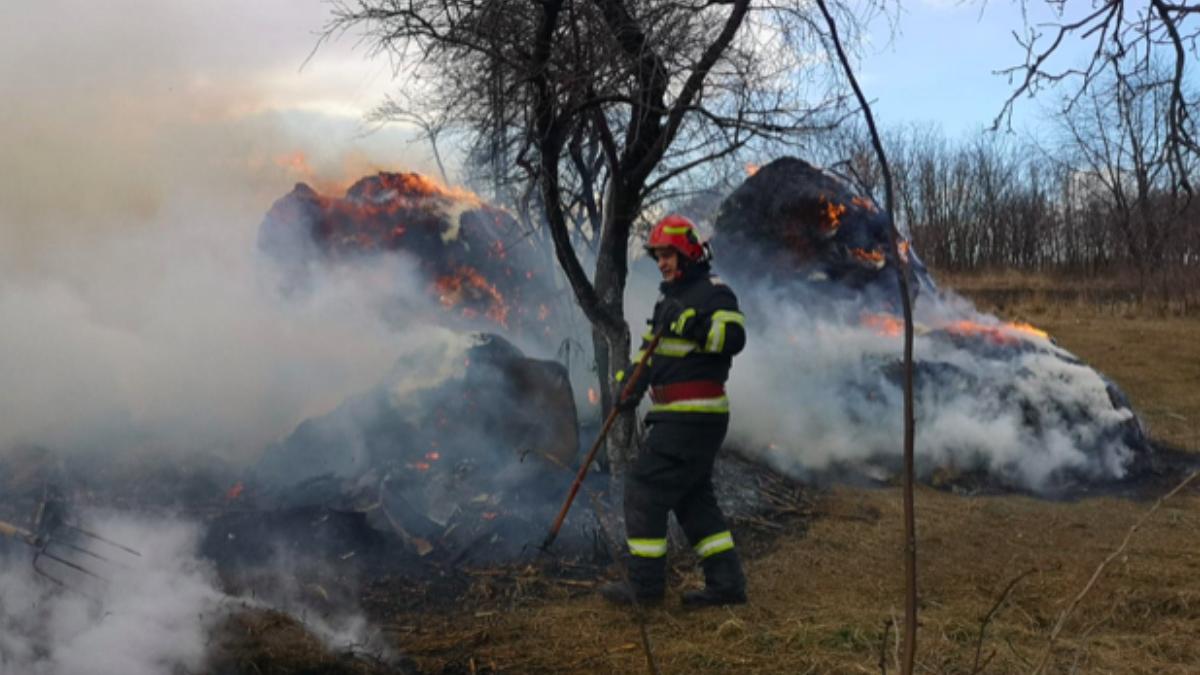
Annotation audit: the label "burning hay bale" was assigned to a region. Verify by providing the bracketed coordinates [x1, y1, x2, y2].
[716, 157, 934, 295]
[713, 157, 1151, 494]
[257, 172, 558, 337]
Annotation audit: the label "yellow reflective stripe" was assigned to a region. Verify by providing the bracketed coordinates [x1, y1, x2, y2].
[711, 310, 744, 326]
[642, 329, 655, 341]
[694, 531, 735, 558]
[670, 308, 696, 335]
[655, 337, 697, 357]
[662, 225, 691, 235]
[648, 395, 729, 414]
[615, 369, 626, 382]
[628, 538, 668, 558]
[706, 323, 725, 352]
[704, 310, 744, 353]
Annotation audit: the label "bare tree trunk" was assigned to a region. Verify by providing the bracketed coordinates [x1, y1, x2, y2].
[593, 181, 637, 472]
[815, 1, 919, 672]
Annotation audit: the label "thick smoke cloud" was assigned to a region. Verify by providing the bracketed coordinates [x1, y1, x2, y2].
[724, 278, 1136, 491]
[0, 203, 440, 457]
[0, 0, 450, 459]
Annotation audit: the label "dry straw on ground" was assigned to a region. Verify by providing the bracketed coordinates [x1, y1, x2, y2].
[211, 274, 1200, 674]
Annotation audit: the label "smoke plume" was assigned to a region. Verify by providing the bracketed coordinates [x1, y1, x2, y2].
[724, 277, 1138, 492]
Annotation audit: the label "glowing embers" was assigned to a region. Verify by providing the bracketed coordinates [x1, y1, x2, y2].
[817, 196, 846, 238]
[410, 450, 443, 474]
[258, 170, 557, 337]
[1005, 321, 1051, 341]
[432, 265, 511, 327]
[861, 312, 905, 337]
[860, 311, 1051, 346]
[850, 195, 877, 213]
[850, 247, 886, 269]
[943, 319, 1050, 346]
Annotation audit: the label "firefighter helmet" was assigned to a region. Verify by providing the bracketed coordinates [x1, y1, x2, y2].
[645, 214, 705, 261]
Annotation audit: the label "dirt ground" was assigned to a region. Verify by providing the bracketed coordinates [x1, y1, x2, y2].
[349, 275, 1200, 675]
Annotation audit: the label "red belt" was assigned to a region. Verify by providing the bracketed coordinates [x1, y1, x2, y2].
[650, 381, 725, 404]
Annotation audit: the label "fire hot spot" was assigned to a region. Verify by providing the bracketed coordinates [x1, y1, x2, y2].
[257, 170, 558, 337]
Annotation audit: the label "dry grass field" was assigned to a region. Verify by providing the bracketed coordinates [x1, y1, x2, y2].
[366, 273, 1200, 675]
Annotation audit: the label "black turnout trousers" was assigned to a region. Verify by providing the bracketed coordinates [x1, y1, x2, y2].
[623, 417, 732, 594]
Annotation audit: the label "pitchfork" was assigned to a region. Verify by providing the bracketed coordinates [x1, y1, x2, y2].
[540, 327, 665, 551]
[0, 496, 141, 593]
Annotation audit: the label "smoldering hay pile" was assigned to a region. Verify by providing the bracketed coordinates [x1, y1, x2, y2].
[218, 171, 591, 567]
[258, 162, 1153, 497]
[258, 171, 563, 340]
[715, 157, 1148, 492]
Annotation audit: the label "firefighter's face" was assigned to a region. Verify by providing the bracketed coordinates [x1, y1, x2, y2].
[653, 247, 680, 280]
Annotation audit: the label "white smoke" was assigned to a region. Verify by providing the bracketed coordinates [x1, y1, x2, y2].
[0, 191, 446, 460]
[724, 279, 1137, 491]
[0, 512, 384, 675]
[0, 514, 218, 675]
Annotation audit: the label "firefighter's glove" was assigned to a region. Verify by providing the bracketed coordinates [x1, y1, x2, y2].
[656, 298, 697, 338]
[615, 395, 640, 413]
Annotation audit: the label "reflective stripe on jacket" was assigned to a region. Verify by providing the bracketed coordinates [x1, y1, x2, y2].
[621, 268, 745, 422]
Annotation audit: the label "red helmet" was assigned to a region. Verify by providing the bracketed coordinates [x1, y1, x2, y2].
[645, 214, 705, 261]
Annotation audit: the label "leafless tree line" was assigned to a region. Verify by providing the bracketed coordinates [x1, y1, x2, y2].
[821, 69, 1198, 303]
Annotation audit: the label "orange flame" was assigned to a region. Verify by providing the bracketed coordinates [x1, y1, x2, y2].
[588, 387, 599, 405]
[745, 162, 761, 176]
[863, 313, 1048, 345]
[349, 171, 484, 209]
[817, 196, 846, 236]
[425, 451, 441, 461]
[273, 152, 485, 208]
[945, 320, 1048, 345]
[850, 247, 886, 268]
[851, 195, 877, 212]
[1005, 321, 1050, 340]
[898, 240, 910, 263]
[226, 481, 245, 501]
[861, 312, 904, 337]
[433, 265, 511, 327]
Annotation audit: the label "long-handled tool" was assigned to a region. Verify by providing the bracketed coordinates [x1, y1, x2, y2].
[0, 503, 141, 592]
[541, 327, 664, 551]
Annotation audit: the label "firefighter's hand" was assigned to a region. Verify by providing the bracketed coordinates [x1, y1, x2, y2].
[655, 298, 696, 337]
[615, 394, 639, 413]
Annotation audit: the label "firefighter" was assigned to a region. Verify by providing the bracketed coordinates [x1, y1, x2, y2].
[599, 214, 748, 608]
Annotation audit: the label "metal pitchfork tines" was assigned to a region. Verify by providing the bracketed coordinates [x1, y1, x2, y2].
[0, 515, 142, 593]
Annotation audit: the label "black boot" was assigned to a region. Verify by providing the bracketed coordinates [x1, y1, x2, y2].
[681, 551, 746, 608]
[598, 580, 663, 606]
[600, 556, 665, 606]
